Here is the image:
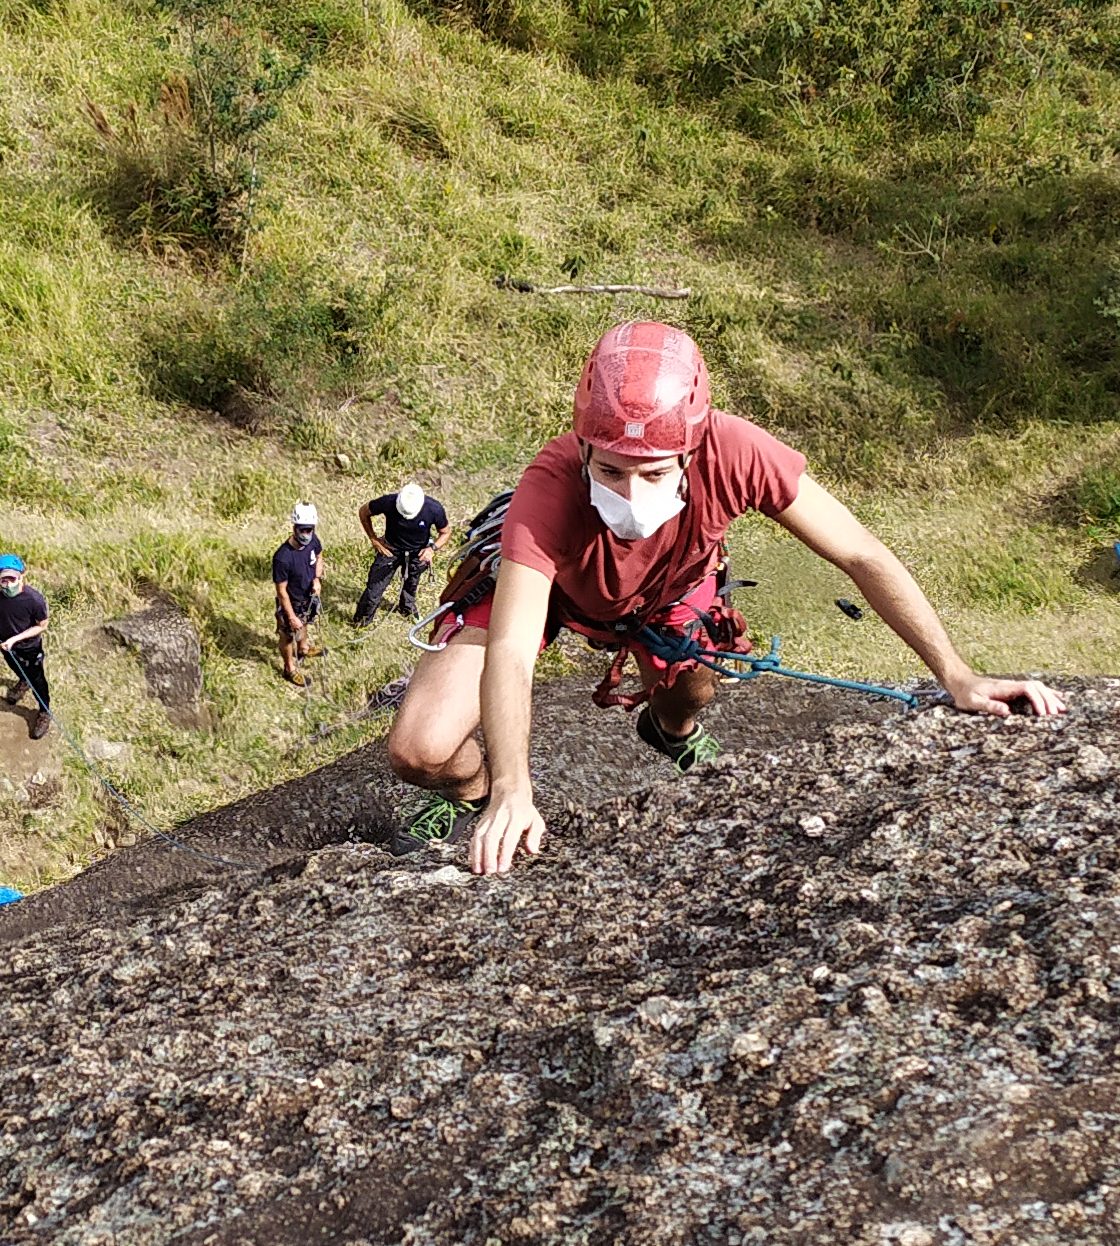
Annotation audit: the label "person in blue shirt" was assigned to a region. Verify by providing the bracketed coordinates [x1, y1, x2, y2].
[353, 483, 451, 625]
[272, 502, 325, 687]
[0, 554, 51, 740]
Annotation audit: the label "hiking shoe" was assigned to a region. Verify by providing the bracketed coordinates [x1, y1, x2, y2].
[636, 706, 720, 773]
[389, 792, 489, 857]
[300, 645, 326, 659]
[352, 616, 375, 630]
[30, 711, 50, 740]
[6, 679, 29, 706]
[284, 669, 311, 687]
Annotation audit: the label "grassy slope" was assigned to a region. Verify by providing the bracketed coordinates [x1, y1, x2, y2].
[0, 0, 1118, 887]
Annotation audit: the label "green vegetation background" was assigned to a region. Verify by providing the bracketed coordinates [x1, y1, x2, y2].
[1, 0, 1118, 886]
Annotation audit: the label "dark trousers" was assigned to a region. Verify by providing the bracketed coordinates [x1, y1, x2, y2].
[354, 551, 424, 622]
[3, 643, 49, 709]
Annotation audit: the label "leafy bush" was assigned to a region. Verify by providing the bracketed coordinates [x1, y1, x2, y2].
[85, 0, 310, 256]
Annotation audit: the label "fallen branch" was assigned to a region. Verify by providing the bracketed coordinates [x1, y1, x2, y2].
[496, 275, 691, 299]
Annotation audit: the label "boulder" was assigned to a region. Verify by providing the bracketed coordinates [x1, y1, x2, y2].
[0, 677, 1114, 1244]
[105, 596, 206, 728]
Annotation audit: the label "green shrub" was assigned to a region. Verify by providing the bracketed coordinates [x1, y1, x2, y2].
[1075, 465, 1120, 529]
[85, 0, 310, 256]
[145, 262, 370, 410]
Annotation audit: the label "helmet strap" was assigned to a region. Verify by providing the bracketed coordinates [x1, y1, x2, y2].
[677, 454, 691, 501]
[579, 439, 591, 483]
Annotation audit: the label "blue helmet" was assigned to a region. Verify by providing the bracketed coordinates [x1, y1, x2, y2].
[0, 554, 25, 574]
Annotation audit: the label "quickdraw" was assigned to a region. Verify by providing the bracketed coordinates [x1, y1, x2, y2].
[634, 627, 920, 709]
[408, 491, 513, 652]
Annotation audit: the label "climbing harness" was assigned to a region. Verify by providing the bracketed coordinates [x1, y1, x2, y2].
[573, 568, 754, 710]
[408, 491, 513, 652]
[408, 491, 919, 711]
[4, 648, 255, 870]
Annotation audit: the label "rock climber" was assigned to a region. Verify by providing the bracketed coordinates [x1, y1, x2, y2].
[386, 322, 1067, 871]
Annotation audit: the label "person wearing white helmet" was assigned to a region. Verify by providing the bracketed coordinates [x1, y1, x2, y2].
[272, 502, 325, 687]
[353, 482, 451, 626]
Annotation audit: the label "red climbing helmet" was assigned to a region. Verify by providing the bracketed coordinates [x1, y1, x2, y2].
[573, 321, 710, 457]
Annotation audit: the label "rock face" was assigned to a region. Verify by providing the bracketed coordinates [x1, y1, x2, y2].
[105, 596, 206, 727]
[0, 680, 1117, 1244]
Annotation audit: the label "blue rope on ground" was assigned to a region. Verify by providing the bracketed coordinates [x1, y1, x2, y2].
[4, 648, 254, 872]
[0, 886, 23, 906]
[634, 627, 921, 710]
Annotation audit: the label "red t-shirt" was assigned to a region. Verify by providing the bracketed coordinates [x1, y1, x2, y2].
[501, 409, 806, 624]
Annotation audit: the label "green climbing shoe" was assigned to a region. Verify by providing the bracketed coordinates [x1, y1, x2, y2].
[389, 792, 489, 857]
[636, 706, 720, 773]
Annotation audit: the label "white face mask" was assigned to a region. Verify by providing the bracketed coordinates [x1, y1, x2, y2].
[589, 470, 685, 540]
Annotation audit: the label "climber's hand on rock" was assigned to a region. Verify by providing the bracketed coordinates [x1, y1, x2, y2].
[946, 674, 1067, 719]
[470, 792, 544, 877]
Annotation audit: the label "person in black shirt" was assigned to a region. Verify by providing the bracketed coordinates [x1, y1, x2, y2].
[353, 482, 451, 625]
[0, 554, 51, 740]
[273, 502, 325, 687]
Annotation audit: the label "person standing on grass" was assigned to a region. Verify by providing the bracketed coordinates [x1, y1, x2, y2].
[352, 482, 451, 626]
[0, 554, 51, 740]
[273, 502, 325, 688]
[385, 320, 1067, 869]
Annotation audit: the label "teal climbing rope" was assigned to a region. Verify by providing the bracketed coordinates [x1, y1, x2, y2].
[635, 627, 922, 709]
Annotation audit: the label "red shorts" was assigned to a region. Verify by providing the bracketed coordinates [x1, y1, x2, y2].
[433, 572, 724, 672]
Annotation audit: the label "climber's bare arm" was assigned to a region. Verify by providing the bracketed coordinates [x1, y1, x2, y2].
[775, 476, 1066, 718]
[470, 559, 553, 875]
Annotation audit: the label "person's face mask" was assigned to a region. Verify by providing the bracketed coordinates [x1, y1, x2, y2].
[589, 468, 685, 540]
[0, 578, 20, 598]
[294, 527, 315, 547]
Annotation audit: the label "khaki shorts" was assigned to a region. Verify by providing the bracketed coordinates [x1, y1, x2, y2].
[276, 603, 309, 638]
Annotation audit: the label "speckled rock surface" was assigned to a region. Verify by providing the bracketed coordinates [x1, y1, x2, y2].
[1, 678, 1117, 1244]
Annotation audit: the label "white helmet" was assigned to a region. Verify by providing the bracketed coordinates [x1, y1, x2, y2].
[395, 483, 424, 520]
[291, 501, 318, 527]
